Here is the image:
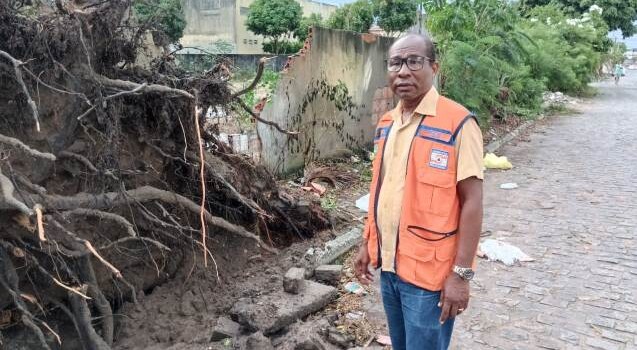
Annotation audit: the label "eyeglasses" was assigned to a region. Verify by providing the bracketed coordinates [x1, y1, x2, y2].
[386, 55, 432, 72]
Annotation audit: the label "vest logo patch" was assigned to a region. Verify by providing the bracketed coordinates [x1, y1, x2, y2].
[429, 149, 449, 170]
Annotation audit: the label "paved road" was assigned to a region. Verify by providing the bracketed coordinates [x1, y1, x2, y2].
[451, 73, 637, 349]
[360, 73, 637, 350]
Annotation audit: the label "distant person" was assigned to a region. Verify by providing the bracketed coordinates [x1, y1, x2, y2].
[354, 33, 484, 350]
[614, 64, 624, 85]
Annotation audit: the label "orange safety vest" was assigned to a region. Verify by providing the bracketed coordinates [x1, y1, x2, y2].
[363, 96, 477, 291]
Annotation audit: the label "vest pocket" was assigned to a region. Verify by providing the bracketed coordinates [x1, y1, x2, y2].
[397, 233, 457, 291]
[417, 167, 456, 216]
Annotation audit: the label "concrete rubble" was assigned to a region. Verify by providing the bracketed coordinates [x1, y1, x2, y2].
[231, 280, 337, 335]
[283, 267, 306, 294]
[314, 265, 343, 284]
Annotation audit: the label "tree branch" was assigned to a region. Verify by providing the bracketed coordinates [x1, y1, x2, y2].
[231, 57, 268, 99]
[236, 99, 299, 136]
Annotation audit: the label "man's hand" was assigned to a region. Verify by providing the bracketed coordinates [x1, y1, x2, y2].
[439, 273, 470, 323]
[353, 242, 374, 285]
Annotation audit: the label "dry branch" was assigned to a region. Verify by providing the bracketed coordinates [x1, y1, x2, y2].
[231, 57, 268, 99]
[0, 134, 56, 161]
[236, 99, 299, 136]
[194, 106, 209, 267]
[0, 50, 40, 132]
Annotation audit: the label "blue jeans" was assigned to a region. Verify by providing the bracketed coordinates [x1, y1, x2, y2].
[381, 272, 454, 350]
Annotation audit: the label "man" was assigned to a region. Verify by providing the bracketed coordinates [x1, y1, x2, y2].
[354, 33, 484, 350]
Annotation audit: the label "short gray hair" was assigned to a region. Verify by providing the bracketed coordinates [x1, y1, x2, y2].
[392, 32, 437, 62]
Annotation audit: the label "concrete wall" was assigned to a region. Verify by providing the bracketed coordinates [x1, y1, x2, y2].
[181, 0, 337, 55]
[257, 27, 396, 174]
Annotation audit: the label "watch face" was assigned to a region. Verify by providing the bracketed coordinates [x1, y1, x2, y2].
[465, 270, 475, 280]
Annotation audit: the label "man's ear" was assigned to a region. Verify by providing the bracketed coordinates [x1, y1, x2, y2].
[431, 61, 440, 74]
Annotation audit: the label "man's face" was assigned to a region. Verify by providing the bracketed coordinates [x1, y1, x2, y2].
[387, 37, 439, 102]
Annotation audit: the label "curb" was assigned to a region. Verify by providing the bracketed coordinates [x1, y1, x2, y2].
[484, 114, 546, 154]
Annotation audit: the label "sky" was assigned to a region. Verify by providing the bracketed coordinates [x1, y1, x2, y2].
[609, 30, 637, 50]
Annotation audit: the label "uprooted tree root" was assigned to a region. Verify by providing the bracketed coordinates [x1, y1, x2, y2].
[0, 1, 326, 348]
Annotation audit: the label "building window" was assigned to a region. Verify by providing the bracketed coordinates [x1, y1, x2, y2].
[199, 0, 221, 10]
[243, 39, 248, 44]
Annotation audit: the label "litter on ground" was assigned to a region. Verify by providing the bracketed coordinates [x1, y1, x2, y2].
[355, 193, 370, 212]
[500, 182, 519, 190]
[344, 281, 367, 295]
[484, 153, 513, 170]
[479, 239, 534, 266]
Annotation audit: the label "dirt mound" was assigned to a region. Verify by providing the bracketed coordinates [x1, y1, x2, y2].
[0, 1, 327, 348]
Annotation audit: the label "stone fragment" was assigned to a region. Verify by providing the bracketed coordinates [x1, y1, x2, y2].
[210, 316, 241, 342]
[284, 267, 306, 294]
[231, 280, 337, 335]
[314, 264, 343, 284]
[242, 332, 274, 350]
[325, 327, 354, 348]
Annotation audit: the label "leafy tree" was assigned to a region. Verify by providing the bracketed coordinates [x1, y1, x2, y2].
[263, 40, 304, 54]
[326, 0, 374, 33]
[374, 0, 419, 35]
[295, 13, 324, 42]
[521, 0, 637, 37]
[246, 0, 303, 54]
[133, 0, 186, 42]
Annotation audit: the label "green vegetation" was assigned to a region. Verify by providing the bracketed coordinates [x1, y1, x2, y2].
[246, 0, 303, 54]
[374, 0, 419, 35]
[132, 0, 186, 42]
[423, 0, 619, 127]
[237, 69, 281, 127]
[295, 14, 325, 42]
[520, 0, 637, 37]
[326, 0, 375, 33]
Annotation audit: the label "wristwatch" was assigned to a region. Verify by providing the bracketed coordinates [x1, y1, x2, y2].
[452, 265, 475, 281]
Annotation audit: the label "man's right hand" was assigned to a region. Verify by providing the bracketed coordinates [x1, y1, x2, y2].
[353, 241, 374, 285]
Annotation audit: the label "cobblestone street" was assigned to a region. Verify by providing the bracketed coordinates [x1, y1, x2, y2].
[450, 73, 637, 349]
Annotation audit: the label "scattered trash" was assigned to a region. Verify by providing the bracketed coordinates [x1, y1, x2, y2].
[479, 239, 534, 266]
[484, 153, 513, 170]
[351, 155, 361, 163]
[302, 181, 327, 196]
[344, 281, 366, 295]
[376, 334, 392, 346]
[346, 311, 364, 320]
[500, 183, 519, 190]
[355, 193, 370, 212]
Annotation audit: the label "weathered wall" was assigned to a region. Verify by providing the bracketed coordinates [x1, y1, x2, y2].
[181, 0, 337, 55]
[257, 27, 396, 174]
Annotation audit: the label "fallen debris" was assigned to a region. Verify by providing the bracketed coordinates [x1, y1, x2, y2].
[314, 265, 343, 284]
[479, 239, 535, 266]
[231, 280, 337, 335]
[210, 316, 241, 342]
[283, 267, 306, 294]
[314, 226, 363, 266]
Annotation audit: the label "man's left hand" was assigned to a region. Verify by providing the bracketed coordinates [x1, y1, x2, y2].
[439, 273, 470, 324]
